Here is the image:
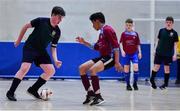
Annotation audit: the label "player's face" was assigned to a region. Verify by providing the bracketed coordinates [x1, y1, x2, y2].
[51, 14, 64, 27]
[92, 20, 101, 31]
[165, 20, 173, 30]
[125, 23, 133, 32]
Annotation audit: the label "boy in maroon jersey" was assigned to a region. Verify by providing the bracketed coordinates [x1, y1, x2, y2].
[120, 18, 142, 91]
[76, 12, 123, 106]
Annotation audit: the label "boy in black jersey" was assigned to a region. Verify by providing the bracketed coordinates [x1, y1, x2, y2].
[150, 16, 179, 89]
[6, 6, 65, 101]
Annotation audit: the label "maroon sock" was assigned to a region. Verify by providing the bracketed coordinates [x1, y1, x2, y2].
[91, 76, 100, 94]
[87, 90, 95, 96]
[81, 75, 91, 91]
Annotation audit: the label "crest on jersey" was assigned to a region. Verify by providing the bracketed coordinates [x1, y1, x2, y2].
[170, 32, 174, 37]
[51, 31, 56, 38]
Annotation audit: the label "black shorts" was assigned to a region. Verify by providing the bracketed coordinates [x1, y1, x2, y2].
[154, 53, 172, 66]
[22, 47, 52, 67]
[92, 56, 115, 70]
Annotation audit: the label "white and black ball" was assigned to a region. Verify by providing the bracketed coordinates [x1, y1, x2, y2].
[40, 89, 53, 101]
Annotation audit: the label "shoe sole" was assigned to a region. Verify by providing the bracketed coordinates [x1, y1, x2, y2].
[6, 97, 17, 101]
[95, 100, 105, 106]
[26, 91, 42, 100]
[148, 81, 157, 89]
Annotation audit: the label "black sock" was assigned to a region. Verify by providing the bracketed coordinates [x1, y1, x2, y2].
[150, 70, 157, 80]
[164, 73, 170, 87]
[31, 77, 46, 91]
[9, 78, 21, 93]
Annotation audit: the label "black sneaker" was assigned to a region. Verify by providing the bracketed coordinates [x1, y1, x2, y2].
[126, 85, 132, 91]
[150, 78, 157, 89]
[27, 87, 41, 99]
[159, 84, 167, 90]
[133, 83, 138, 90]
[6, 90, 17, 101]
[90, 95, 105, 106]
[175, 80, 180, 84]
[83, 95, 95, 104]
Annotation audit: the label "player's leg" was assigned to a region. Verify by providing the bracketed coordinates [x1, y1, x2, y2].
[79, 60, 95, 104]
[132, 53, 139, 90]
[159, 56, 172, 89]
[27, 53, 53, 99]
[124, 65, 132, 90]
[123, 54, 132, 90]
[150, 54, 161, 89]
[27, 64, 55, 99]
[132, 63, 139, 90]
[89, 60, 105, 106]
[6, 62, 31, 101]
[89, 56, 114, 106]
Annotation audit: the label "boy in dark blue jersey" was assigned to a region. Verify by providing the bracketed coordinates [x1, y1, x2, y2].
[6, 6, 65, 101]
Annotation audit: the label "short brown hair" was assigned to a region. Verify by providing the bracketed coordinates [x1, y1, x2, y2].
[166, 16, 174, 23]
[125, 18, 133, 24]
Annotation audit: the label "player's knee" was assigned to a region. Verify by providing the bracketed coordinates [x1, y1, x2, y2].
[133, 67, 139, 72]
[153, 65, 160, 71]
[164, 66, 170, 73]
[45, 67, 55, 76]
[89, 68, 97, 76]
[79, 65, 87, 75]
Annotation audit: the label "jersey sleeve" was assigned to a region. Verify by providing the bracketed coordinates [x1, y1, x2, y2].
[157, 29, 162, 39]
[174, 31, 179, 42]
[51, 29, 61, 48]
[104, 28, 119, 51]
[136, 32, 140, 45]
[30, 17, 41, 27]
[120, 33, 124, 43]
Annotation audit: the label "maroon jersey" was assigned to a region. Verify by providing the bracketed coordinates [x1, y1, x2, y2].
[94, 25, 119, 57]
[120, 31, 140, 54]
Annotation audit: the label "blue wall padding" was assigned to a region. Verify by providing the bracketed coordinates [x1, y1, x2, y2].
[0, 42, 177, 79]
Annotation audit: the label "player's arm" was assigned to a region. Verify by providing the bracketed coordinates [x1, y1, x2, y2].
[173, 42, 177, 59]
[173, 33, 179, 61]
[76, 37, 93, 48]
[138, 45, 142, 59]
[119, 34, 126, 57]
[51, 30, 62, 68]
[136, 32, 142, 59]
[104, 29, 123, 72]
[14, 23, 32, 47]
[51, 47, 62, 68]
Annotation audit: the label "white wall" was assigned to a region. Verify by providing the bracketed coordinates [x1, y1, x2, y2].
[0, 0, 180, 43]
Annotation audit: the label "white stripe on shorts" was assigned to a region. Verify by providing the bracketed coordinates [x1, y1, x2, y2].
[104, 58, 113, 66]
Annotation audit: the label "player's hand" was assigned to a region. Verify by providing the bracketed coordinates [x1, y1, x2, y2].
[115, 62, 123, 72]
[172, 55, 177, 61]
[55, 60, 62, 68]
[76, 37, 85, 44]
[14, 40, 20, 47]
[138, 53, 142, 59]
[121, 51, 126, 57]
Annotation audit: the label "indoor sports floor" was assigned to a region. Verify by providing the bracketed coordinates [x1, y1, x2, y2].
[0, 79, 180, 111]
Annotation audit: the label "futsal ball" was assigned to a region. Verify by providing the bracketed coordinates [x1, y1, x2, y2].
[40, 89, 53, 101]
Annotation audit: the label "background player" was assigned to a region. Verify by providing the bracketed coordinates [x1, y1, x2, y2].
[120, 18, 142, 91]
[150, 16, 179, 89]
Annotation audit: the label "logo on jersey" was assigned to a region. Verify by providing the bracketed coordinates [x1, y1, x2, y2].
[170, 32, 174, 37]
[50, 31, 56, 38]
